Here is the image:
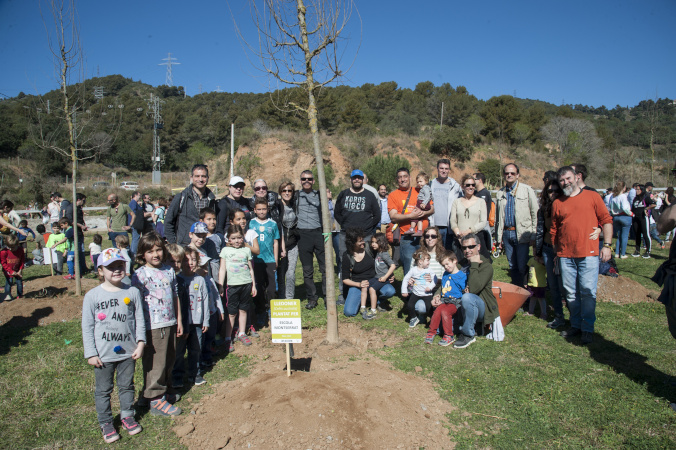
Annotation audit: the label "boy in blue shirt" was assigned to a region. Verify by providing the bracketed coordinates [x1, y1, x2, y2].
[250, 197, 280, 327]
[426, 252, 467, 346]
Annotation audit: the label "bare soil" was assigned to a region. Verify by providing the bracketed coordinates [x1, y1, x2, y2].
[596, 275, 661, 305]
[173, 323, 457, 450]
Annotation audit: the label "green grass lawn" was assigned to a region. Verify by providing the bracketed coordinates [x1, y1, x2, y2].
[0, 236, 674, 448]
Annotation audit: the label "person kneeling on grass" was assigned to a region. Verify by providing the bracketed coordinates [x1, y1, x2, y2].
[454, 233, 499, 349]
[82, 248, 146, 443]
[426, 252, 466, 346]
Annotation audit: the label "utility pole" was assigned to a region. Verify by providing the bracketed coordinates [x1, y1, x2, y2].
[230, 123, 235, 178]
[159, 53, 180, 86]
[440, 102, 444, 128]
[146, 94, 164, 184]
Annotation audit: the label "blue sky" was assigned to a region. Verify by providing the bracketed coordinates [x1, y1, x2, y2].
[1, 0, 674, 108]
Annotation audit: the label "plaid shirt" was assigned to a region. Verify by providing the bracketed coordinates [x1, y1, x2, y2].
[192, 188, 211, 212]
[504, 181, 517, 229]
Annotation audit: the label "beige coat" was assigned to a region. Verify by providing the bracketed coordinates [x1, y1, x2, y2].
[495, 181, 539, 244]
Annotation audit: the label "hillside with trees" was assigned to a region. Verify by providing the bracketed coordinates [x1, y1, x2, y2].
[0, 75, 674, 204]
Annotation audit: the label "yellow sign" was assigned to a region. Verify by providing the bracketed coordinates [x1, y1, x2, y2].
[270, 299, 302, 343]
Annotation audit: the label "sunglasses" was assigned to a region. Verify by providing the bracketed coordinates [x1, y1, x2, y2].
[547, 189, 560, 194]
[424, 234, 438, 239]
[231, 184, 245, 189]
[254, 186, 267, 191]
[504, 172, 517, 176]
[464, 184, 475, 188]
[461, 244, 478, 250]
[301, 177, 313, 182]
[281, 189, 293, 193]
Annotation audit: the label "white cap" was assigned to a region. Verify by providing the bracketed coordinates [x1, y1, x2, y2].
[229, 176, 245, 186]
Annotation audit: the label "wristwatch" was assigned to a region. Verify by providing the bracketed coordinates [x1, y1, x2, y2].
[603, 243, 612, 248]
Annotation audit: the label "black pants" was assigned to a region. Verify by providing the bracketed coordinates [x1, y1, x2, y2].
[254, 262, 277, 314]
[297, 228, 326, 303]
[632, 214, 651, 253]
[407, 293, 434, 321]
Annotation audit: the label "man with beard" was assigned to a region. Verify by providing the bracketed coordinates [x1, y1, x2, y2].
[551, 166, 612, 345]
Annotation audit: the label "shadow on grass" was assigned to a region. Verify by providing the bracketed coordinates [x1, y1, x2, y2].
[587, 333, 675, 404]
[0, 306, 54, 356]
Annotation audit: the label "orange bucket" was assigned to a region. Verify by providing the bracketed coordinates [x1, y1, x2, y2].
[492, 281, 530, 327]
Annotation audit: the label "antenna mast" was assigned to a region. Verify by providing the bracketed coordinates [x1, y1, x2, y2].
[159, 53, 180, 86]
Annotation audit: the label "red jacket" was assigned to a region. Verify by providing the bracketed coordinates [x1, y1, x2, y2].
[1, 247, 25, 276]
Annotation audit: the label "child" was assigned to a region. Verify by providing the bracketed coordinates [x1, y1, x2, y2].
[173, 246, 210, 387]
[250, 198, 280, 328]
[90, 234, 103, 272]
[165, 244, 192, 381]
[1, 234, 25, 301]
[115, 234, 132, 284]
[406, 172, 433, 236]
[427, 252, 467, 346]
[153, 197, 168, 238]
[187, 221, 211, 272]
[401, 249, 438, 328]
[131, 232, 183, 417]
[36, 223, 48, 244]
[218, 224, 257, 352]
[200, 207, 224, 280]
[196, 256, 225, 369]
[45, 222, 66, 275]
[227, 208, 260, 256]
[31, 239, 45, 266]
[56, 218, 76, 280]
[82, 248, 146, 443]
[362, 232, 396, 320]
[17, 220, 36, 251]
[526, 256, 548, 320]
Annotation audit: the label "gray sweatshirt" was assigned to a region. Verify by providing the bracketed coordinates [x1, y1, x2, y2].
[82, 284, 146, 363]
[177, 273, 211, 326]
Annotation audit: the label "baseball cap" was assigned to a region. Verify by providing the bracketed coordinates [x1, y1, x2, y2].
[97, 248, 127, 268]
[229, 176, 245, 186]
[351, 169, 365, 178]
[190, 222, 209, 234]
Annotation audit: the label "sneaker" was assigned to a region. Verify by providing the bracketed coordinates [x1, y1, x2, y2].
[228, 340, 235, 353]
[100, 422, 120, 443]
[193, 375, 207, 386]
[581, 331, 594, 345]
[424, 332, 435, 344]
[614, 254, 620, 259]
[642, 252, 651, 259]
[376, 305, 387, 312]
[305, 301, 318, 310]
[409, 316, 420, 328]
[121, 416, 143, 436]
[453, 334, 476, 349]
[249, 326, 260, 338]
[631, 251, 640, 258]
[237, 333, 252, 346]
[547, 315, 565, 329]
[3, 294, 12, 302]
[620, 255, 628, 259]
[63, 274, 75, 280]
[661, 244, 666, 249]
[439, 335, 455, 347]
[150, 398, 182, 417]
[561, 327, 582, 338]
[361, 309, 374, 320]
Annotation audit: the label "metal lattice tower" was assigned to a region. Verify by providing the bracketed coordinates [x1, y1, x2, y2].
[159, 53, 180, 86]
[146, 93, 165, 184]
[93, 86, 104, 101]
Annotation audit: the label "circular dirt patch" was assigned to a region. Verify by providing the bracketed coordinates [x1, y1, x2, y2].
[596, 275, 661, 305]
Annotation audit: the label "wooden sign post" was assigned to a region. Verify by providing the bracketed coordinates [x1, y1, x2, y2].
[270, 299, 302, 377]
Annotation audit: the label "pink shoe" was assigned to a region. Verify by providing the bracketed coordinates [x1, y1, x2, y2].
[63, 274, 75, 280]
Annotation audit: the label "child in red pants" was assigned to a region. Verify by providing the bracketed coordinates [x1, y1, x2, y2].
[425, 253, 467, 346]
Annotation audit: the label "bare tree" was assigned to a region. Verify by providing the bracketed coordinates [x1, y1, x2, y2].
[541, 117, 602, 166]
[232, 0, 360, 343]
[30, 0, 121, 295]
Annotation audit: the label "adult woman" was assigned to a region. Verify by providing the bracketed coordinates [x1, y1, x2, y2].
[608, 181, 633, 258]
[534, 180, 565, 328]
[450, 174, 488, 258]
[631, 185, 654, 258]
[663, 187, 675, 242]
[277, 181, 299, 299]
[152, 197, 169, 238]
[342, 228, 382, 317]
[416, 226, 446, 281]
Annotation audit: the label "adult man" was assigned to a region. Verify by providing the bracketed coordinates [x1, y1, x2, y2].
[215, 176, 251, 234]
[62, 193, 88, 255]
[644, 181, 654, 196]
[106, 194, 134, 248]
[165, 164, 218, 245]
[388, 167, 434, 275]
[454, 233, 499, 349]
[473, 172, 493, 250]
[495, 163, 538, 288]
[430, 158, 462, 249]
[627, 182, 639, 206]
[570, 163, 599, 194]
[377, 184, 390, 233]
[142, 193, 155, 232]
[128, 191, 144, 256]
[295, 170, 326, 310]
[362, 174, 380, 199]
[48, 193, 62, 224]
[551, 166, 613, 345]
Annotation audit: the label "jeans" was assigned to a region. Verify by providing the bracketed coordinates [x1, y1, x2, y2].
[460, 293, 485, 337]
[343, 283, 396, 317]
[94, 357, 136, 425]
[66, 249, 87, 276]
[542, 244, 564, 317]
[4, 276, 23, 297]
[650, 223, 664, 245]
[130, 228, 141, 258]
[559, 256, 599, 333]
[398, 235, 420, 275]
[173, 324, 204, 383]
[613, 215, 632, 256]
[502, 229, 530, 287]
[297, 229, 326, 303]
[278, 246, 299, 299]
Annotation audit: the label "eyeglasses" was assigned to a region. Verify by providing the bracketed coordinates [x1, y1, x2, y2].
[424, 234, 438, 239]
[461, 244, 478, 250]
[504, 172, 517, 176]
[254, 186, 267, 191]
[464, 184, 475, 188]
[301, 177, 313, 182]
[281, 189, 293, 193]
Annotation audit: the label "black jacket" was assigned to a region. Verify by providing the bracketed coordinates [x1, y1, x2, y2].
[164, 185, 217, 245]
[216, 195, 251, 235]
